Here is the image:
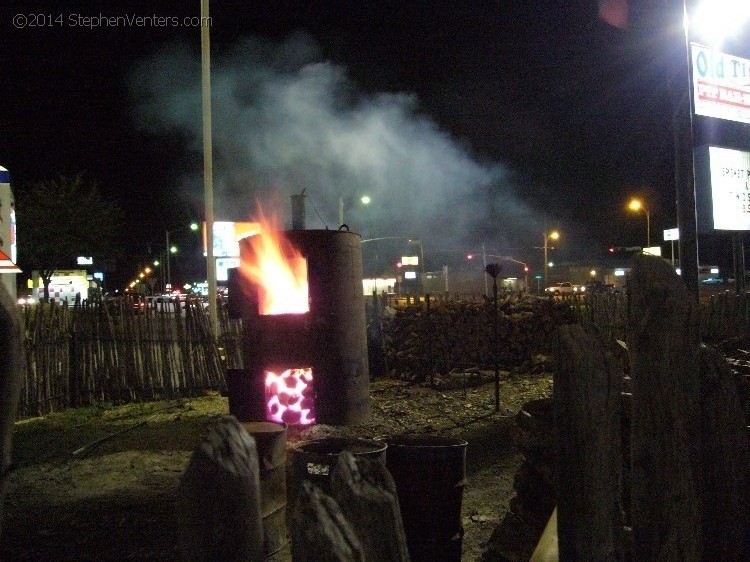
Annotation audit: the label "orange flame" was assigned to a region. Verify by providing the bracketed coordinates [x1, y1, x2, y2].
[265, 368, 315, 425]
[241, 213, 309, 315]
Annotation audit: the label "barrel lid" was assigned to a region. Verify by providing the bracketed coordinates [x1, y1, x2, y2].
[292, 437, 386, 456]
[380, 434, 468, 448]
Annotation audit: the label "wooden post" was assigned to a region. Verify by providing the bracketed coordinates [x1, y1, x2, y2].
[698, 345, 749, 559]
[554, 323, 623, 560]
[0, 283, 23, 539]
[368, 290, 388, 379]
[290, 480, 365, 562]
[426, 293, 434, 387]
[330, 451, 410, 562]
[176, 416, 264, 561]
[628, 255, 702, 560]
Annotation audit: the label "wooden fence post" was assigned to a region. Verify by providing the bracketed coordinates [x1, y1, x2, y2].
[367, 290, 388, 379]
[290, 480, 365, 562]
[554, 323, 623, 560]
[628, 255, 702, 560]
[176, 416, 264, 561]
[330, 451, 410, 562]
[698, 345, 749, 559]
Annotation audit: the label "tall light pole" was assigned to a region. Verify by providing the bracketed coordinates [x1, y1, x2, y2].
[628, 199, 651, 248]
[201, 0, 218, 335]
[165, 222, 198, 292]
[339, 195, 371, 226]
[543, 230, 559, 289]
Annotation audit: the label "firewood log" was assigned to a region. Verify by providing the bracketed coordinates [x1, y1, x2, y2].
[176, 416, 263, 561]
[330, 451, 410, 562]
[290, 480, 364, 562]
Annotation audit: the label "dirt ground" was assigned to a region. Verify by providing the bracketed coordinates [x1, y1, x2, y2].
[0, 369, 553, 561]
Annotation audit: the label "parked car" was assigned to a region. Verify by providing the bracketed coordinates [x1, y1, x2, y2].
[544, 282, 575, 296]
[585, 281, 619, 294]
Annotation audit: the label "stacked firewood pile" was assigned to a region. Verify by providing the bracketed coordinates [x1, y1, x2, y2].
[717, 339, 750, 426]
[379, 294, 575, 380]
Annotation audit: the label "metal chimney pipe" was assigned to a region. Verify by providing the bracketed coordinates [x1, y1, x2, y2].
[291, 190, 306, 230]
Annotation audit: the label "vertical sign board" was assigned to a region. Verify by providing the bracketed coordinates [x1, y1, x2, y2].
[202, 221, 261, 258]
[0, 166, 19, 268]
[694, 146, 750, 231]
[691, 43, 750, 126]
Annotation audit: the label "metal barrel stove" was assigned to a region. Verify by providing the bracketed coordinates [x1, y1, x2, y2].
[229, 228, 371, 426]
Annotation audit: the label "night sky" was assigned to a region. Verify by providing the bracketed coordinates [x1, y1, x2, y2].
[2, 1, 749, 287]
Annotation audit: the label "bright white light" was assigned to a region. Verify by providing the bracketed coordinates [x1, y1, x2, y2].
[614, 269, 625, 277]
[710, 267, 719, 274]
[690, 1, 750, 47]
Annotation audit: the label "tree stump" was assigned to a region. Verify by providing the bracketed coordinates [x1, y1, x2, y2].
[554, 323, 623, 560]
[290, 480, 364, 562]
[330, 451, 410, 562]
[176, 416, 263, 561]
[0, 283, 23, 539]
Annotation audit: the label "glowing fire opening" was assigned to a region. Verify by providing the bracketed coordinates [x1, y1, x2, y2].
[241, 214, 309, 315]
[265, 368, 315, 425]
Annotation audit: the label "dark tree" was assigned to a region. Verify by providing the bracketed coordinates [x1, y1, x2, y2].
[15, 175, 122, 300]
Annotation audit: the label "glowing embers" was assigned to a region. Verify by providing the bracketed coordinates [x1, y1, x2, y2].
[265, 367, 315, 425]
[241, 215, 309, 315]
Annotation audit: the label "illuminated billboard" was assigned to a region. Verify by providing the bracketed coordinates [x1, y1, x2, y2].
[0, 166, 20, 272]
[202, 221, 261, 258]
[691, 43, 750, 126]
[695, 146, 750, 231]
[216, 257, 240, 282]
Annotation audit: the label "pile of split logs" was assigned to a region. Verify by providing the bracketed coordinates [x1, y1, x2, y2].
[380, 295, 575, 380]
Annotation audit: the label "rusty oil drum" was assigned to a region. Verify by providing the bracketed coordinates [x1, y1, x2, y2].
[291, 437, 387, 496]
[383, 434, 468, 562]
[241, 421, 288, 558]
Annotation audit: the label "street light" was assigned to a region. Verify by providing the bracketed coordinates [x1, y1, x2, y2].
[165, 222, 199, 292]
[543, 230, 559, 289]
[628, 199, 650, 248]
[338, 194, 371, 226]
[690, 0, 750, 49]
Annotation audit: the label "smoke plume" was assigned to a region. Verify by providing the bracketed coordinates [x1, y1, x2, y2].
[130, 33, 544, 255]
